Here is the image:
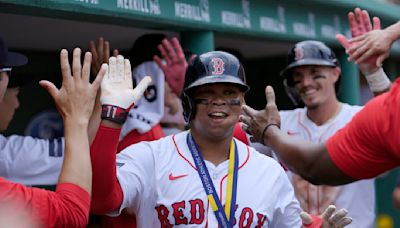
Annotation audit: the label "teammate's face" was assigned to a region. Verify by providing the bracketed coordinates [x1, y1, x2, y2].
[0, 87, 20, 131]
[0, 71, 10, 102]
[191, 83, 244, 141]
[291, 65, 339, 109]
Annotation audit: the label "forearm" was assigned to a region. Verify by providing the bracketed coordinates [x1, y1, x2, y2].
[385, 21, 400, 43]
[88, 93, 102, 145]
[90, 123, 123, 214]
[58, 118, 91, 194]
[264, 126, 354, 185]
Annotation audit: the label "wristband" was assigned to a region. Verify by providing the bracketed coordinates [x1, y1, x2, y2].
[365, 68, 391, 92]
[303, 214, 323, 228]
[101, 105, 129, 124]
[261, 123, 280, 144]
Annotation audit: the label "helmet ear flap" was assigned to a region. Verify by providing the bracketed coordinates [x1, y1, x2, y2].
[283, 79, 304, 107]
[181, 92, 196, 123]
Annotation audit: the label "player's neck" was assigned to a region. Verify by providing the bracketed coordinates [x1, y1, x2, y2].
[190, 131, 232, 166]
[306, 98, 342, 126]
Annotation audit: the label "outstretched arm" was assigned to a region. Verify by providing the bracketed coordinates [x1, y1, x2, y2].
[0, 48, 105, 227]
[336, 8, 391, 95]
[239, 86, 355, 186]
[90, 55, 151, 214]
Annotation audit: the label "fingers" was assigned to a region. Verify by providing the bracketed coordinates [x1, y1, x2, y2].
[347, 41, 369, 60]
[162, 38, 178, 61]
[336, 217, 352, 228]
[116, 55, 124, 81]
[157, 43, 171, 65]
[373, 16, 381, 30]
[328, 208, 347, 224]
[89, 40, 100, 71]
[153, 55, 166, 71]
[265, 86, 276, 107]
[113, 49, 119, 57]
[321, 205, 336, 221]
[97, 37, 104, 64]
[104, 41, 110, 63]
[299, 212, 312, 225]
[348, 12, 359, 37]
[108, 56, 117, 79]
[39, 80, 59, 99]
[336, 34, 350, 49]
[171, 37, 185, 60]
[60, 49, 72, 83]
[239, 122, 251, 135]
[361, 9, 372, 32]
[93, 64, 107, 91]
[82, 52, 92, 83]
[124, 59, 132, 87]
[376, 54, 387, 67]
[241, 104, 258, 119]
[132, 76, 152, 103]
[72, 48, 82, 80]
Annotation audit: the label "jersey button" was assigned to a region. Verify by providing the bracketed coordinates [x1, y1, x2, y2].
[212, 174, 218, 180]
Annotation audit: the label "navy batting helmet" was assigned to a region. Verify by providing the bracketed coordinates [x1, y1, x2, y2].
[281, 40, 340, 106]
[182, 51, 249, 122]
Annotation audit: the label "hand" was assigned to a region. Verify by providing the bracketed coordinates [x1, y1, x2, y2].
[239, 86, 280, 145]
[336, 8, 382, 73]
[39, 48, 106, 123]
[153, 37, 187, 95]
[100, 55, 152, 109]
[89, 37, 119, 76]
[301, 205, 352, 228]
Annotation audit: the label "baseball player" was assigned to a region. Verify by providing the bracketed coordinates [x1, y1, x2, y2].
[90, 51, 352, 227]
[0, 36, 108, 226]
[239, 9, 400, 186]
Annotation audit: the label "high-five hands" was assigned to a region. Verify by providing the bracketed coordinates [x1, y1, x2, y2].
[101, 55, 151, 109]
[39, 48, 106, 122]
[336, 8, 382, 73]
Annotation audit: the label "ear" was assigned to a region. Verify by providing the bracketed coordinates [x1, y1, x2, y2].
[331, 66, 341, 83]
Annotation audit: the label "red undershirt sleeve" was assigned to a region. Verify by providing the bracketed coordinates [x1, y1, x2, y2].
[90, 124, 123, 214]
[0, 178, 90, 227]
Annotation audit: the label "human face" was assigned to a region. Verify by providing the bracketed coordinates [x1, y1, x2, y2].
[291, 65, 339, 109]
[191, 83, 244, 141]
[0, 87, 20, 131]
[0, 69, 10, 101]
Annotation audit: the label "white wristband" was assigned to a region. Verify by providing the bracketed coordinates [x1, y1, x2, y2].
[365, 68, 391, 92]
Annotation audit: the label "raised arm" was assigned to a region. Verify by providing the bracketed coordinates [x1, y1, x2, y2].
[90, 55, 151, 214]
[0, 48, 106, 227]
[239, 86, 356, 186]
[336, 8, 391, 96]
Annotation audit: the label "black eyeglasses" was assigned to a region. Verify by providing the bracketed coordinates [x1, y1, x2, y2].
[0, 67, 12, 77]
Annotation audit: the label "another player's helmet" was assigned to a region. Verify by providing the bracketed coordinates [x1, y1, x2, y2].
[182, 51, 249, 122]
[280, 40, 340, 106]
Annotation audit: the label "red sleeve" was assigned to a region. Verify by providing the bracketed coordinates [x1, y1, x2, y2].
[326, 91, 399, 179]
[0, 178, 90, 227]
[90, 125, 123, 214]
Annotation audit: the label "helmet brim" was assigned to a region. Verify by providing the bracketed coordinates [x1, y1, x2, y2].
[280, 58, 337, 78]
[184, 74, 249, 93]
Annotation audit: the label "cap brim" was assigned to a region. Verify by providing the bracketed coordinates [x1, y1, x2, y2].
[3, 51, 28, 67]
[280, 59, 336, 78]
[186, 75, 249, 92]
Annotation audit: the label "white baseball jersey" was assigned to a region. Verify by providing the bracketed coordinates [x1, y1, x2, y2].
[279, 103, 375, 228]
[0, 134, 64, 186]
[112, 131, 301, 227]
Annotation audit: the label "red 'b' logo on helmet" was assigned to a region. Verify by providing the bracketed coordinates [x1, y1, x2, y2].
[211, 57, 225, 75]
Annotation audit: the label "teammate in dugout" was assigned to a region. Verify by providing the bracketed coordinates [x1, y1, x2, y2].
[0, 30, 108, 226]
[90, 50, 352, 227]
[239, 9, 400, 186]
[234, 8, 385, 228]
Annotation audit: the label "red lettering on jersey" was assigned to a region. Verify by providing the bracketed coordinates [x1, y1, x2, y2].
[172, 200, 188, 225]
[255, 213, 268, 228]
[239, 207, 254, 228]
[189, 199, 204, 224]
[211, 57, 225, 75]
[155, 205, 172, 228]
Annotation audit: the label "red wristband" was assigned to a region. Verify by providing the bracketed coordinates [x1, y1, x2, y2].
[303, 214, 323, 228]
[101, 105, 129, 124]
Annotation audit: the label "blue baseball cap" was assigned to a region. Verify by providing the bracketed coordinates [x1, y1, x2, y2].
[0, 33, 27, 67]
